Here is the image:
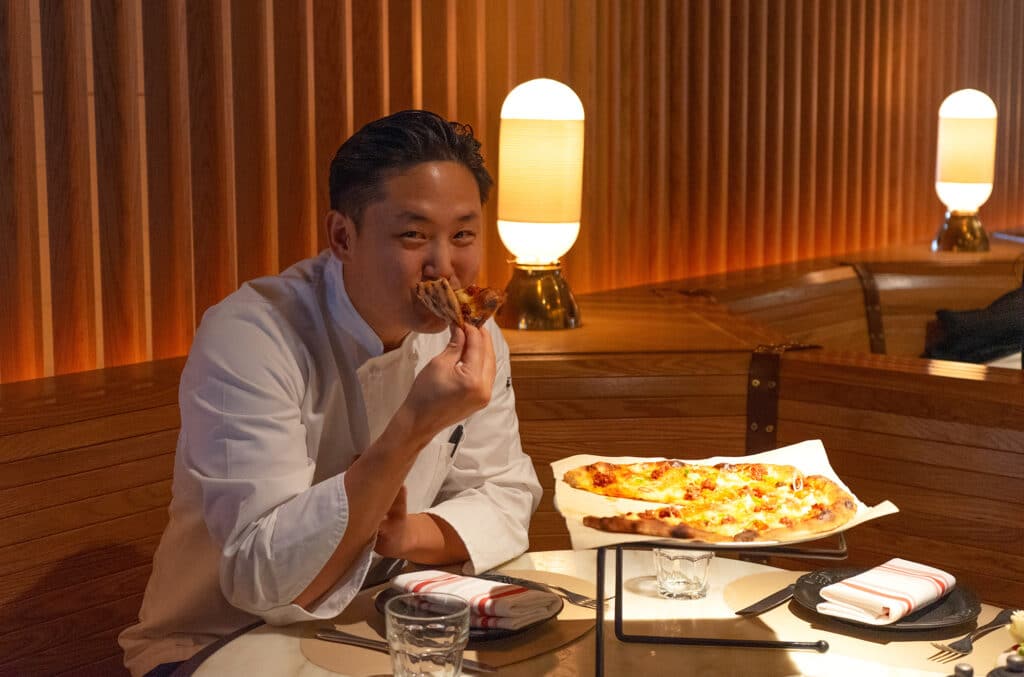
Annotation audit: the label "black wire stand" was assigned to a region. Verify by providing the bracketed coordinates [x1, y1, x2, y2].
[593, 534, 849, 676]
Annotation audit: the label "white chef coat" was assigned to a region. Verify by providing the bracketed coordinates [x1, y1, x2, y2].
[118, 251, 541, 677]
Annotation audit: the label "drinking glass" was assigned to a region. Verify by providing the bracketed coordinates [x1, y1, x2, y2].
[385, 592, 470, 677]
[653, 548, 714, 599]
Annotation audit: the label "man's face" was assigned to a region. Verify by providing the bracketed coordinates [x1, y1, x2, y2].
[330, 161, 483, 349]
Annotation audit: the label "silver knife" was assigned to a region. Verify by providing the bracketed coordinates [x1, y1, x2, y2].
[314, 628, 497, 673]
[735, 583, 797, 616]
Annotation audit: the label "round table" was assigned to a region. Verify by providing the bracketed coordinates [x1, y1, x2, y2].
[193, 549, 1013, 677]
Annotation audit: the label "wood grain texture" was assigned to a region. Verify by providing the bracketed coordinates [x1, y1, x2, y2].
[39, 0, 98, 375]
[185, 0, 236, 327]
[0, 0, 45, 384]
[229, 0, 276, 284]
[91, 0, 148, 370]
[140, 0, 195, 361]
[5, 0, 1024, 382]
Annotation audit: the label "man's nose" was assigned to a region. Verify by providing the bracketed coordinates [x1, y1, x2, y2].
[423, 242, 455, 280]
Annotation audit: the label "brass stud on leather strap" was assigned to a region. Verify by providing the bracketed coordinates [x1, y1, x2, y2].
[745, 343, 821, 454]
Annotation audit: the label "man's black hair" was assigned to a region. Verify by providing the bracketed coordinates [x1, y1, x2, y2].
[328, 110, 493, 226]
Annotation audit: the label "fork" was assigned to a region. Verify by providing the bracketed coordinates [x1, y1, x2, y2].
[929, 607, 1017, 662]
[478, 572, 605, 610]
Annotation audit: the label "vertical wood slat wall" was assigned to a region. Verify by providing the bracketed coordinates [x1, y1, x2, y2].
[2, 0, 1023, 385]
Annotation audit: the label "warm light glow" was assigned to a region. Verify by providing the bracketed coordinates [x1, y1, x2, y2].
[498, 79, 584, 265]
[935, 89, 997, 213]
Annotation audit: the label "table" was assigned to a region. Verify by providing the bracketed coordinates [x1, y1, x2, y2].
[193, 550, 1014, 677]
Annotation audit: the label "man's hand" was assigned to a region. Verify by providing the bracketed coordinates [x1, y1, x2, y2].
[374, 485, 470, 564]
[401, 324, 496, 440]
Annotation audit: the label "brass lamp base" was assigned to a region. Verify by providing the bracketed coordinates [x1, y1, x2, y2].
[496, 263, 581, 330]
[932, 211, 990, 252]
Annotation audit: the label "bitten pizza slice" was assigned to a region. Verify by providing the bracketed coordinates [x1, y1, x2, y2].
[416, 278, 505, 328]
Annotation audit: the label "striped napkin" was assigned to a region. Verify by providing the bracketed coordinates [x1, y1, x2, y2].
[816, 558, 956, 625]
[391, 570, 562, 630]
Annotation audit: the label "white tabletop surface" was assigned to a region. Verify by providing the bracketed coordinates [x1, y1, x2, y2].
[193, 549, 1014, 677]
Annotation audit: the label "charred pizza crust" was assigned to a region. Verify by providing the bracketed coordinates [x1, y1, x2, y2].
[566, 459, 857, 543]
[415, 278, 463, 327]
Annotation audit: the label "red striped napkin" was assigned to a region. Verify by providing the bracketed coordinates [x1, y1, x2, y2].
[390, 570, 562, 630]
[816, 558, 956, 625]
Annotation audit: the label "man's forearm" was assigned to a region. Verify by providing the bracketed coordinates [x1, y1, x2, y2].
[292, 405, 431, 610]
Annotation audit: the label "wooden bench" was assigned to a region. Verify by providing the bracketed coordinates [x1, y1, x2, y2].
[0, 359, 182, 677]
[680, 242, 1024, 357]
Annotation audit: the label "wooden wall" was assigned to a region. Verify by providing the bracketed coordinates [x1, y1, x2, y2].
[3, 0, 1024, 384]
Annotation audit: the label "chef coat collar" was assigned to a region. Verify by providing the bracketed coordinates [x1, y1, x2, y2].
[325, 254, 419, 368]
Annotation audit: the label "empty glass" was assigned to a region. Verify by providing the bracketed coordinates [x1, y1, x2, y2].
[385, 592, 470, 677]
[653, 548, 714, 599]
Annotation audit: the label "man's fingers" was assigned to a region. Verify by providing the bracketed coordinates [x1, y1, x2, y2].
[479, 325, 496, 381]
[457, 324, 487, 373]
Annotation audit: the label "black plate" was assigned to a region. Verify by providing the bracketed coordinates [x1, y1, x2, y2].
[793, 568, 981, 630]
[374, 582, 562, 642]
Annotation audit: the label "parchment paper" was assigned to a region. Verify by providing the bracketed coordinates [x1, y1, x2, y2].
[551, 439, 899, 550]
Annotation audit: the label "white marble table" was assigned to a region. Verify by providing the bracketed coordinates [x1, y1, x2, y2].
[193, 549, 1013, 677]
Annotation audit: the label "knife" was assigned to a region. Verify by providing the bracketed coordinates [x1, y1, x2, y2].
[314, 628, 497, 673]
[735, 583, 797, 616]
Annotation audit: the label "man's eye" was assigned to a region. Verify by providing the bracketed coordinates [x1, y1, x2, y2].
[453, 230, 477, 242]
[400, 231, 426, 240]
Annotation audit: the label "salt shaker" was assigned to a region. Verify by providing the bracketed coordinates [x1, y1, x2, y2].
[987, 653, 1024, 677]
[952, 665, 973, 677]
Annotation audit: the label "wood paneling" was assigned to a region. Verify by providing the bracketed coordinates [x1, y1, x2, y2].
[0, 0, 46, 383]
[3, 0, 1024, 384]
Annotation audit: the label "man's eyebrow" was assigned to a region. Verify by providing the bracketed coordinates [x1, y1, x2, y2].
[394, 210, 431, 223]
[393, 210, 480, 223]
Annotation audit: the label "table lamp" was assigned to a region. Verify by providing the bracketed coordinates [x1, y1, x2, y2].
[932, 88, 997, 252]
[494, 78, 584, 330]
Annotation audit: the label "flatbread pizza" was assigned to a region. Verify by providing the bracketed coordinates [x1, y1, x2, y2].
[563, 459, 857, 543]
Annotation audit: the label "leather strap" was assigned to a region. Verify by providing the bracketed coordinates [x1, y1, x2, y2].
[850, 263, 886, 354]
[745, 343, 821, 454]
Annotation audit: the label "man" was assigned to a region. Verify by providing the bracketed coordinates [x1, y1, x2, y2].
[119, 110, 542, 677]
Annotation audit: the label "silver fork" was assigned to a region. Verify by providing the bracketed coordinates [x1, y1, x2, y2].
[929, 608, 1017, 662]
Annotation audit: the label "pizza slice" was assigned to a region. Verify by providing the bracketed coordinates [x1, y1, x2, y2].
[415, 278, 506, 328]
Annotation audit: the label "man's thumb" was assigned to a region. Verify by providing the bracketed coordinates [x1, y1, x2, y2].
[446, 326, 466, 353]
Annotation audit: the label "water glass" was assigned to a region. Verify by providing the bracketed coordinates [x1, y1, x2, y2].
[653, 548, 714, 599]
[385, 592, 470, 677]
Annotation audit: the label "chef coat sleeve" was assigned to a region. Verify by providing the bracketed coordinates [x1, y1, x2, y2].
[423, 325, 542, 573]
[179, 301, 374, 625]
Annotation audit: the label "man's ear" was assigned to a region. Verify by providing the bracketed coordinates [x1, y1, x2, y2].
[326, 210, 356, 262]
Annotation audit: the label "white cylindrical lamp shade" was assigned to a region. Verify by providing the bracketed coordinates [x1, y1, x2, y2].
[497, 79, 584, 265]
[935, 89, 997, 213]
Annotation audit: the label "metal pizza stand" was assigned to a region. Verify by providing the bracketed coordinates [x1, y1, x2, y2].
[550, 442, 901, 677]
[592, 536, 847, 676]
